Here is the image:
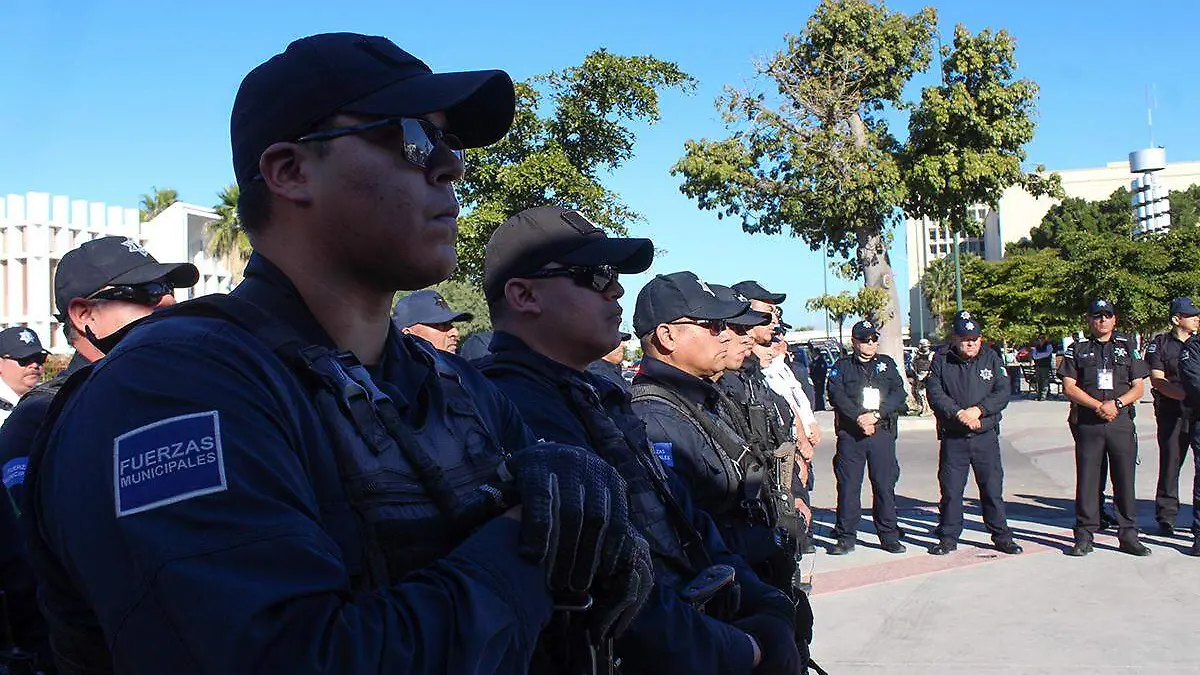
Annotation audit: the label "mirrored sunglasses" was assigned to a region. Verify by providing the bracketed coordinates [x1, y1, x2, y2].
[296, 117, 464, 171]
[86, 281, 174, 307]
[5, 353, 46, 367]
[522, 265, 620, 294]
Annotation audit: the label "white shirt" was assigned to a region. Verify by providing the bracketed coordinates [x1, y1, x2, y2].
[763, 357, 818, 436]
[0, 378, 21, 427]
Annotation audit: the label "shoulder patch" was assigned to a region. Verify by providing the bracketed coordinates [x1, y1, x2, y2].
[1147, 342, 1158, 354]
[114, 411, 226, 518]
[652, 442, 675, 468]
[2, 456, 26, 488]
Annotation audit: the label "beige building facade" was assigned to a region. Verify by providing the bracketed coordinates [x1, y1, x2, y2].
[907, 159, 1200, 337]
[0, 192, 241, 353]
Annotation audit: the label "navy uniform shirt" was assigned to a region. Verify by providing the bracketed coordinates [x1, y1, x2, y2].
[27, 254, 552, 675]
[1, 352, 90, 510]
[1059, 333, 1149, 424]
[825, 353, 907, 437]
[631, 357, 746, 518]
[1146, 332, 1191, 416]
[586, 358, 629, 392]
[481, 332, 797, 675]
[925, 346, 1010, 437]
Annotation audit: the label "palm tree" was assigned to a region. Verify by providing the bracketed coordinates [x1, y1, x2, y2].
[139, 187, 178, 222]
[207, 184, 252, 262]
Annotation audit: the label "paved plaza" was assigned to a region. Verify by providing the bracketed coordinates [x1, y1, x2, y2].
[805, 397, 1200, 674]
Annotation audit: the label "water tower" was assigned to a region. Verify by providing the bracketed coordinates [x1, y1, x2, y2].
[1129, 147, 1170, 238]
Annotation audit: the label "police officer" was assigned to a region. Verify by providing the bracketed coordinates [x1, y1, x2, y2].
[476, 206, 802, 675]
[23, 33, 650, 674]
[391, 288, 473, 353]
[1147, 297, 1199, 535]
[910, 339, 933, 415]
[1, 235, 198, 510]
[0, 327, 49, 423]
[923, 314, 1022, 555]
[587, 333, 632, 391]
[1174, 318, 1200, 556]
[1060, 299, 1150, 557]
[0, 237, 197, 675]
[826, 320, 907, 555]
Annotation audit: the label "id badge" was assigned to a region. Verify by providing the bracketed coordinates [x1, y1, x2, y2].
[863, 386, 881, 410]
[1098, 368, 1114, 391]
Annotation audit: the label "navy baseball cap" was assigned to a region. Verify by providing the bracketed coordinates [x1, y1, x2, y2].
[392, 290, 472, 328]
[953, 315, 982, 338]
[484, 206, 654, 301]
[0, 327, 48, 360]
[851, 320, 880, 340]
[710, 284, 770, 327]
[231, 33, 515, 187]
[1089, 299, 1116, 316]
[732, 280, 786, 304]
[633, 272, 748, 337]
[54, 236, 199, 320]
[1170, 297, 1200, 317]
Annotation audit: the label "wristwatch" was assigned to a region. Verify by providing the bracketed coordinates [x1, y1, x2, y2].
[1115, 399, 1126, 410]
[872, 411, 881, 421]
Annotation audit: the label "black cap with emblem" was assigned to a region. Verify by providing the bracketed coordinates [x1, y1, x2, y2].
[391, 290, 473, 328]
[54, 236, 199, 320]
[851, 320, 879, 341]
[633, 271, 748, 337]
[483, 206, 654, 301]
[0, 326, 49, 360]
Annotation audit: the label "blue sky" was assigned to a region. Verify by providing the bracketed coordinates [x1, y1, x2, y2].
[3, 0, 1198, 332]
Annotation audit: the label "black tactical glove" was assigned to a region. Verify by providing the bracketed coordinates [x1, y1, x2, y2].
[500, 442, 636, 593]
[588, 529, 653, 639]
[735, 613, 803, 675]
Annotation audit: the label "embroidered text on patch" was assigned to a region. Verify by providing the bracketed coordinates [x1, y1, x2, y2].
[652, 442, 675, 467]
[114, 411, 226, 517]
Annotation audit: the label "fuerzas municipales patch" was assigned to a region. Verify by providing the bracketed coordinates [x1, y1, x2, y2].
[114, 411, 226, 518]
[652, 442, 675, 468]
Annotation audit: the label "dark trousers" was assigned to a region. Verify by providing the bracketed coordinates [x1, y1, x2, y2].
[1006, 366, 1022, 395]
[934, 430, 1014, 544]
[1154, 406, 1192, 526]
[812, 376, 826, 410]
[832, 429, 900, 544]
[1188, 423, 1200, 535]
[1035, 365, 1051, 399]
[1073, 416, 1139, 546]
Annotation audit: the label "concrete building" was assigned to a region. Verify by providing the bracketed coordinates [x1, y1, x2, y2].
[907, 158, 1200, 336]
[0, 192, 242, 353]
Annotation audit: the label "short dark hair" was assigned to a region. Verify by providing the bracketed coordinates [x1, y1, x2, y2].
[237, 122, 336, 235]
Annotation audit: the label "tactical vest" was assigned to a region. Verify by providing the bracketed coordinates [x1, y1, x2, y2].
[31, 294, 515, 593]
[630, 381, 765, 522]
[477, 354, 708, 581]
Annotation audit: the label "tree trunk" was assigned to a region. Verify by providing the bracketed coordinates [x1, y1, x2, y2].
[849, 111, 913, 406]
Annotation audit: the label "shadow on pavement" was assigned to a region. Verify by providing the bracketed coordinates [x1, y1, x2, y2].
[809, 492, 1197, 555]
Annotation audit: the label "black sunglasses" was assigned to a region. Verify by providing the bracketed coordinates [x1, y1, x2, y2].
[856, 336, 880, 344]
[5, 353, 46, 367]
[296, 117, 464, 171]
[522, 265, 620, 294]
[669, 319, 728, 334]
[86, 281, 174, 307]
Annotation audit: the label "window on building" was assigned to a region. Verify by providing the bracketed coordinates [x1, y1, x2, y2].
[49, 258, 59, 315]
[19, 258, 27, 315]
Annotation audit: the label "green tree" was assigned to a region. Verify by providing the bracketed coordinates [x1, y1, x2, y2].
[672, 0, 938, 371]
[1010, 187, 1133, 252]
[206, 184, 252, 264]
[902, 24, 1061, 252]
[1169, 184, 1200, 228]
[395, 280, 492, 336]
[454, 50, 696, 283]
[959, 248, 1075, 343]
[139, 186, 178, 222]
[805, 286, 888, 343]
